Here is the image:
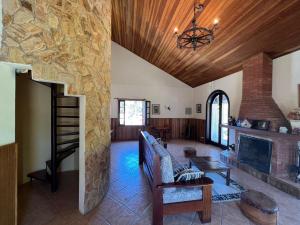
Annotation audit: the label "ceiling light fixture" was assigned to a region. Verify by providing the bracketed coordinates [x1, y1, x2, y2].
[174, 0, 219, 50]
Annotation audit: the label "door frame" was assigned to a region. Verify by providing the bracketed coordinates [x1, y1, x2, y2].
[205, 90, 230, 148]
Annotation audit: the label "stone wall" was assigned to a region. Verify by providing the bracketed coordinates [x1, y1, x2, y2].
[0, 0, 111, 213]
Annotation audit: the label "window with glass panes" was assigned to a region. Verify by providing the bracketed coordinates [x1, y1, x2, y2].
[119, 100, 150, 126]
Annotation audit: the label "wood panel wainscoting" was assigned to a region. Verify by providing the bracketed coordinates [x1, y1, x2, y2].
[111, 118, 205, 143]
[0, 143, 18, 225]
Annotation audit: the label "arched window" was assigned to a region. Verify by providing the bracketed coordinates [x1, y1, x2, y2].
[206, 90, 230, 148]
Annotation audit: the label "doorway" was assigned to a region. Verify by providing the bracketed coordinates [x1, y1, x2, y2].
[206, 90, 230, 148]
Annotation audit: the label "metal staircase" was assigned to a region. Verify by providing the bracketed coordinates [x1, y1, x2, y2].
[27, 84, 79, 192]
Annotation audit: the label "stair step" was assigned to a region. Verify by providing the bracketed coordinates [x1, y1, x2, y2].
[57, 143, 79, 154]
[56, 124, 79, 127]
[46, 144, 78, 172]
[27, 169, 48, 182]
[56, 94, 71, 98]
[57, 132, 79, 136]
[57, 115, 79, 118]
[57, 138, 79, 146]
[57, 148, 76, 161]
[56, 106, 79, 108]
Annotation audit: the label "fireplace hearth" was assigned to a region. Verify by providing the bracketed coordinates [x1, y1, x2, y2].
[238, 135, 272, 174]
[221, 124, 300, 199]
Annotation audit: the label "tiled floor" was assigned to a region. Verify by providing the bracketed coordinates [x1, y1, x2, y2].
[19, 140, 300, 225]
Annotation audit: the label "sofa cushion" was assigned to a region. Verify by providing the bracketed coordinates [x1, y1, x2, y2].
[163, 186, 202, 204]
[152, 143, 174, 183]
[147, 135, 157, 145]
[143, 131, 150, 138]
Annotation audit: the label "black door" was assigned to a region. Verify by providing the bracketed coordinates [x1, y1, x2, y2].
[206, 90, 230, 148]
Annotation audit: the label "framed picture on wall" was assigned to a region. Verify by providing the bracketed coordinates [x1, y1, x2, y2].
[152, 104, 160, 115]
[196, 104, 202, 113]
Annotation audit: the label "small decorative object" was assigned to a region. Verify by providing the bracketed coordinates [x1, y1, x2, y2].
[279, 127, 288, 134]
[229, 144, 235, 152]
[152, 104, 160, 115]
[228, 116, 236, 126]
[251, 120, 270, 131]
[185, 107, 192, 115]
[236, 119, 242, 127]
[174, 0, 219, 51]
[241, 119, 252, 128]
[196, 104, 202, 113]
[288, 108, 300, 134]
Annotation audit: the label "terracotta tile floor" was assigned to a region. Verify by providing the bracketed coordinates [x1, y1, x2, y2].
[19, 140, 300, 225]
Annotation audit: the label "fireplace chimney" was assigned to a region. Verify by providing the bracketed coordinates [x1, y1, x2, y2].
[239, 53, 289, 131]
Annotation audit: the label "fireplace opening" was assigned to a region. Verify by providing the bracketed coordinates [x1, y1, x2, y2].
[238, 134, 273, 174]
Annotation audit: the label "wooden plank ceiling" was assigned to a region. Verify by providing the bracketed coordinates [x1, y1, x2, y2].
[112, 0, 300, 87]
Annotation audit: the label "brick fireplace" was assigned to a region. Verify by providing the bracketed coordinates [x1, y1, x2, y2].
[239, 53, 289, 132]
[235, 52, 297, 177]
[234, 128, 298, 177]
[223, 53, 300, 198]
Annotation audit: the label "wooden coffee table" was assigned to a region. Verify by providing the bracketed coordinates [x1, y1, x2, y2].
[190, 156, 231, 186]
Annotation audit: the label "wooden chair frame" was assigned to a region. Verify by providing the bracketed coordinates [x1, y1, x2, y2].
[139, 131, 213, 225]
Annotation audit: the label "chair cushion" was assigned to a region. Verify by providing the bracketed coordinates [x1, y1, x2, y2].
[152, 143, 174, 183]
[163, 186, 202, 204]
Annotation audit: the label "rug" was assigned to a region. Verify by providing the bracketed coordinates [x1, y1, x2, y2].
[206, 172, 246, 203]
[165, 145, 246, 203]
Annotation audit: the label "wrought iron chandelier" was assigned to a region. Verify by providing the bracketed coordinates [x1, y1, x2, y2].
[174, 1, 219, 50]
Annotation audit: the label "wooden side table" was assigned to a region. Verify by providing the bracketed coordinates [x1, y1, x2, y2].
[183, 147, 197, 158]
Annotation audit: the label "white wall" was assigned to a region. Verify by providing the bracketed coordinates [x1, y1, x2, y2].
[0, 0, 2, 48]
[273, 50, 300, 116]
[193, 49, 300, 120]
[0, 63, 15, 146]
[193, 71, 243, 119]
[112, 41, 300, 123]
[16, 76, 51, 183]
[111, 42, 194, 118]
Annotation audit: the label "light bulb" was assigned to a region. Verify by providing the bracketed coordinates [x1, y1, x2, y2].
[213, 18, 219, 25]
[174, 27, 179, 34]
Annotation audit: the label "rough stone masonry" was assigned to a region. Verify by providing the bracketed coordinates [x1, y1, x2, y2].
[0, 0, 111, 213]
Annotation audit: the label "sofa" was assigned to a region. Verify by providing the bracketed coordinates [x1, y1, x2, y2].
[139, 131, 213, 225]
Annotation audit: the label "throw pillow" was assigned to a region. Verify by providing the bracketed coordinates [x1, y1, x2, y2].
[175, 168, 204, 182]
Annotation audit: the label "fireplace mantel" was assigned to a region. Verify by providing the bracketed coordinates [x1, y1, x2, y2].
[221, 124, 300, 141]
[222, 124, 299, 177]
